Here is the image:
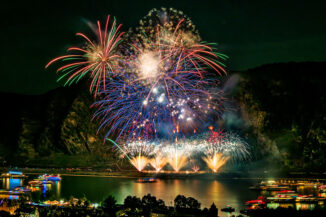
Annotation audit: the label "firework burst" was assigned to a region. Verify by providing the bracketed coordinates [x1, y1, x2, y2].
[45, 15, 124, 97]
[93, 8, 227, 141]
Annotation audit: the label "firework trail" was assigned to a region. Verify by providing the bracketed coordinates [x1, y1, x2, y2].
[45, 15, 124, 97]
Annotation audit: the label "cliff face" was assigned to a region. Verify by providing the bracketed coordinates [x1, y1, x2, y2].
[0, 62, 325, 170]
[236, 62, 326, 171]
[0, 83, 116, 167]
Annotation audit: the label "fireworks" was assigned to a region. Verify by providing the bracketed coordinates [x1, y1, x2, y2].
[191, 165, 200, 172]
[93, 8, 227, 141]
[46, 8, 252, 173]
[111, 130, 250, 173]
[45, 15, 124, 97]
[205, 131, 251, 163]
[164, 144, 189, 172]
[202, 153, 230, 173]
[149, 148, 167, 172]
[130, 156, 149, 172]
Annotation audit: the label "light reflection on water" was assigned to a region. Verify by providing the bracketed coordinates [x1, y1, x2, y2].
[32, 176, 259, 217]
[1, 176, 325, 217]
[1, 178, 22, 190]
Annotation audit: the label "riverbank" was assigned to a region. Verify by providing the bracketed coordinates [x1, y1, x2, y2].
[2, 167, 326, 180]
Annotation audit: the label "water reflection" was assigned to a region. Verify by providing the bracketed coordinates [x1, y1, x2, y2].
[27, 176, 258, 217]
[1, 178, 22, 190]
[55, 181, 61, 198]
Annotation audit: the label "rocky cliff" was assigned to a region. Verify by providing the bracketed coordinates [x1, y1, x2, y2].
[0, 62, 325, 170]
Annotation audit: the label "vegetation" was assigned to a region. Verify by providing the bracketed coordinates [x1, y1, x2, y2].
[5, 194, 326, 217]
[236, 62, 326, 171]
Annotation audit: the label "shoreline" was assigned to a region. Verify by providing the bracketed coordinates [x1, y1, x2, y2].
[2, 167, 326, 180]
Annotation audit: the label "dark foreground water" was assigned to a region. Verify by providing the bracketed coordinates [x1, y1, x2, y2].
[2, 175, 260, 216]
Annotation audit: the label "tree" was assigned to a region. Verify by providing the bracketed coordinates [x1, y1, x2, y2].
[186, 197, 200, 209]
[124, 196, 141, 211]
[174, 195, 187, 209]
[102, 195, 117, 212]
[157, 199, 165, 209]
[142, 194, 157, 207]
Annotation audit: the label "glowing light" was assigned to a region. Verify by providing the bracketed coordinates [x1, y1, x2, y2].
[150, 154, 167, 172]
[138, 51, 160, 79]
[92, 8, 227, 141]
[130, 155, 149, 172]
[203, 152, 230, 173]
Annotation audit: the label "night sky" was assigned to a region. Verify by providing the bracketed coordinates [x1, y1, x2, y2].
[2, 0, 326, 94]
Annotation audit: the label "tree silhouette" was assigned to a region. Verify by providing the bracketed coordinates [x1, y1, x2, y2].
[174, 195, 187, 209]
[186, 197, 201, 209]
[208, 203, 218, 217]
[102, 195, 117, 212]
[124, 195, 141, 211]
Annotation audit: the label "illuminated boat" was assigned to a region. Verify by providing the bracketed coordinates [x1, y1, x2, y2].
[1, 171, 26, 178]
[0, 189, 25, 195]
[267, 193, 297, 203]
[13, 186, 31, 193]
[274, 190, 296, 194]
[264, 185, 289, 191]
[135, 177, 157, 183]
[319, 185, 326, 192]
[295, 194, 316, 202]
[221, 205, 235, 212]
[39, 174, 62, 181]
[249, 184, 266, 190]
[245, 196, 267, 209]
[28, 180, 42, 185]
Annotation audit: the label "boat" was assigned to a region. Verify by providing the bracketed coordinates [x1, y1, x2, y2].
[267, 193, 297, 203]
[221, 205, 235, 212]
[264, 185, 290, 191]
[319, 185, 326, 193]
[249, 185, 266, 190]
[245, 200, 266, 210]
[245, 196, 267, 210]
[0, 189, 25, 195]
[273, 190, 296, 195]
[28, 180, 42, 185]
[135, 177, 157, 183]
[13, 186, 31, 193]
[45, 175, 61, 181]
[1, 171, 26, 178]
[39, 174, 62, 181]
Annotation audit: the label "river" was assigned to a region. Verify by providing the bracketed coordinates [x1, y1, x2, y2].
[2, 175, 261, 216]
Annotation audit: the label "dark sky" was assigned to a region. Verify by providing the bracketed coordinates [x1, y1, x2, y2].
[1, 0, 326, 94]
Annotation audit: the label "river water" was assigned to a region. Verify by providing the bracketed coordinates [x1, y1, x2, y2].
[3, 175, 324, 217]
[2, 175, 260, 216]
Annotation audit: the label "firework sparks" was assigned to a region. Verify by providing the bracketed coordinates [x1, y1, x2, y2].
[149, 153, 168, 172]
[93, 8, 227, 141]
[130, 156, 149, 172]
[45, 15, 124, 97]
[191, 165, 200, 172]
[202, 152, 230, 173]
[44, 8, 252, 174]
